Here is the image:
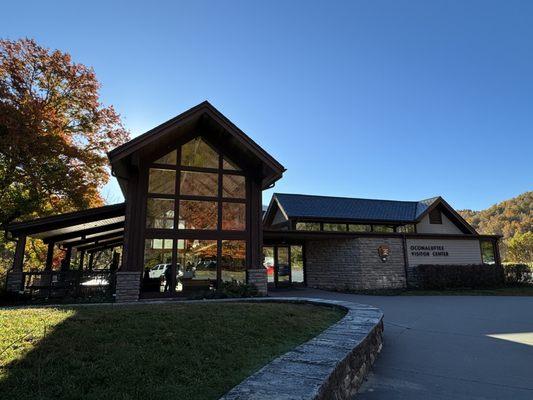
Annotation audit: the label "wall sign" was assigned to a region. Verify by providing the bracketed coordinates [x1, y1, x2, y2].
[378, 245, 390, 262]
[410, 245, 449, 257]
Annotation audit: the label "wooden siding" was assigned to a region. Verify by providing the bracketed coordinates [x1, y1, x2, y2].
[406, 238, 482, 266]
[416, 213, 463, 234]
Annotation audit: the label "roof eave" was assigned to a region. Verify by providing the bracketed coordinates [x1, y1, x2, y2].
[107, 101, 286, 187]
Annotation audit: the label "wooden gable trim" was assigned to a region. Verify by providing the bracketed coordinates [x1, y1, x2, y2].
[263, 195, 290, 228]
[108, 101, 285, 183]
[415, 197, 477, 234]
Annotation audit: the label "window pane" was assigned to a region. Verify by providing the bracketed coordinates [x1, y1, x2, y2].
[348, 224, 371, 232]
[222, 202, 246, 230]
[290, 246, 304, 283]
[373, 225, 395, 233]
[148, 168, 176, 194]
[154, 150, 177, 165]
[296, 222, 321, 231]
[143, 239, 173, 293]
[429, 209, 443, 224]
[222, 157, 240, 171]
[179, 200, 218, 230]
[221, 240, 246, 283]
[180, 171, 218, 197]
[146, 198, 174, 229]
[223, 175, 246, 198]
[176, 240, 217, 292]
[277, 247, 290, 283]
[181, 137, 218, 168]
[323, 223, 347, 232]
[263, 246, 274, 284]
[481, 241, 495, 264]
[397, 224, 415, 233]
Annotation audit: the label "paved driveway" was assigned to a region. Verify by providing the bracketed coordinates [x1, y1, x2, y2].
[276, 288, 533, 399]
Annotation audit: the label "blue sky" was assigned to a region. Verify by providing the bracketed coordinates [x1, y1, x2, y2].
[2, 0, 532, 210]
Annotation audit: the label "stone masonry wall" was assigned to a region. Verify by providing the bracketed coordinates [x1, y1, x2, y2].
[115, 271, 141, 302]
[305, 238, 407, 290]
[247, 268, 268, 295]
[220, 298, 384, 400]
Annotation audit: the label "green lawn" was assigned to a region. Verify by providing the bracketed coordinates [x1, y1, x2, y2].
[0, 302, 344, 400]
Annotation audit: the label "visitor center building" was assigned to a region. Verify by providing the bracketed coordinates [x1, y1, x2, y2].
[5, 102, 501, 301]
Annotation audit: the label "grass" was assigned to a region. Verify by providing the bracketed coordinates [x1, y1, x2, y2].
[0, 302, 344, 400]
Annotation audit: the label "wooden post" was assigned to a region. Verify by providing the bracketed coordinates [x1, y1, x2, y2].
[61, 247, 72, 271]
[6, 235, 26, 293]
[249, 178, 262, 270]
[12, 235, 26, 272]
[111, 251, 120, 272]
[78, 250, 85, 271]
[88, 252, 95, 271]
[45, 242, 55, 271]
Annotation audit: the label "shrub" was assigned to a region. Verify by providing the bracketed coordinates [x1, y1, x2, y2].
[188, 281, 261, 300]
[414, 264, 504, 290]
[503, 263, 532, 285]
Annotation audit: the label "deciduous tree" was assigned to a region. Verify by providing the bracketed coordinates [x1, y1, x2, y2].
[0, 38, 129, 226]
[507, 232, 533, 264]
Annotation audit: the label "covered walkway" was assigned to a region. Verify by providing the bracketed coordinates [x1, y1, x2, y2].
[5, 203, 126, 298]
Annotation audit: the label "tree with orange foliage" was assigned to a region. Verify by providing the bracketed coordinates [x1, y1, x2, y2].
[0, 38, 129, 226]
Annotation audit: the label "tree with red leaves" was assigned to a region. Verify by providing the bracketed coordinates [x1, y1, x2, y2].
[0, 38, 130, 226]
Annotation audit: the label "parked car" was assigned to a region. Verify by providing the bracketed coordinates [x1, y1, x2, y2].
[148, 264, 171, 279]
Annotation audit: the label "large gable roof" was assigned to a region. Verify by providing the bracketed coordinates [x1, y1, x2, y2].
[272, 193, 418, 222]
[108, 101, 285, 191]
[267, 193, 477, 233]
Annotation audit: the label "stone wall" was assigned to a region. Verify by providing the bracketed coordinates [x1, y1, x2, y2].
[247, 268, 268, 295]
[305, 238, 406, 290]
[220, 297, 384, 400]
[115, 271, 141, 302]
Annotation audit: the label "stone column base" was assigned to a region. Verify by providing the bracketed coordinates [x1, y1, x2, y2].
[247, 268, 268, 295]
[6, 271, 23, 293]
[115, 271, 141, 302]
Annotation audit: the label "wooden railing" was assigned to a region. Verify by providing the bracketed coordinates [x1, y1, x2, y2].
[22, 270, 116, 300]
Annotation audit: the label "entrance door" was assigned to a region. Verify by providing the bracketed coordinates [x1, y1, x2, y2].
[275, 246, 291, 286]
[263, 245, 305, 288]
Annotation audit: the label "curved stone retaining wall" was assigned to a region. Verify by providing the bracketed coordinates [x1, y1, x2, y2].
[220, 297, 384, 400]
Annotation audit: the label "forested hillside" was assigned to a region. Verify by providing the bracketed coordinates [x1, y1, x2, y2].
[459, 191, 533, 262]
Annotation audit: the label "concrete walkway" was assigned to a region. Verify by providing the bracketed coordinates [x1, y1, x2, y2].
[275, 288, 533, 400]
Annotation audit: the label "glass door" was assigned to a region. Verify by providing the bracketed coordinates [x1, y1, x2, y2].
[290, 245, 304, 285]
[263, 246, 275, 286]
[275, 246, 290, 286]
[263, 245, 306, 288]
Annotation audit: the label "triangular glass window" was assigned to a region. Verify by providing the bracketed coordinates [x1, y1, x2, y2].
[154, 150, 177, 165]
[181, 137, 219, 168]
[222, 157, 241, 171]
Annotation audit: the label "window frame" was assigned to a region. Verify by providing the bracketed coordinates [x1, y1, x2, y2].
[480, 240, 496, 265]
[141, 136, 250, 293]
[429, 208, 443, 224]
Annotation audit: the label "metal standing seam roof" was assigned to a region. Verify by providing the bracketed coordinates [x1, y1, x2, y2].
[272, 193, 440, 222]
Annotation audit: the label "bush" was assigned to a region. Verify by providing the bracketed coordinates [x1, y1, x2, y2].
[414, 264, 504, 290]
[503, 263, 532, 285]
[189, 281, 261, 300]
